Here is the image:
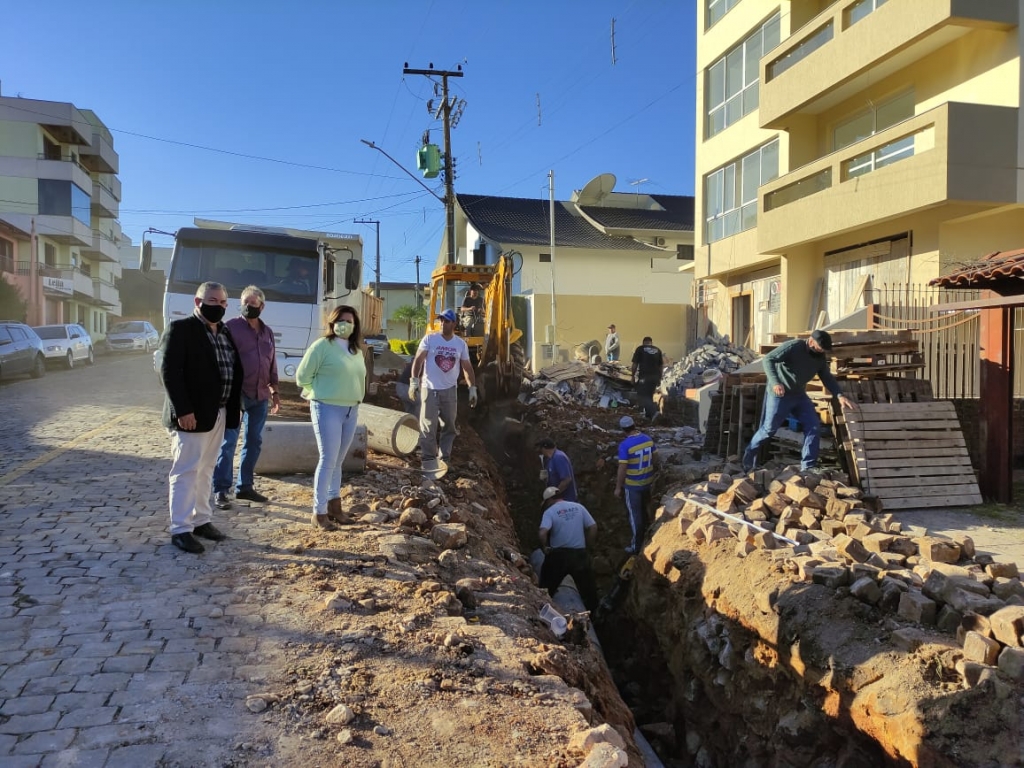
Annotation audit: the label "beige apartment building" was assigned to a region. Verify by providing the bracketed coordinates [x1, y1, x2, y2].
[0, 96, 122, 337]
[695, 0, 1023, 349]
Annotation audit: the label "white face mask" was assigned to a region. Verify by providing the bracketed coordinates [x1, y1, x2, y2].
[333, 321, 354, 337]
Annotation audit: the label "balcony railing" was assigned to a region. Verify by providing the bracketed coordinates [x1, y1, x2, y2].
[0, 254, 13, 274]
[757, 101, 1018, 253]
[37, 152, 91, 175]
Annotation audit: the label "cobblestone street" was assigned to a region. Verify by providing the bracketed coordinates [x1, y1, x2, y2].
[0, 355, 312, 767]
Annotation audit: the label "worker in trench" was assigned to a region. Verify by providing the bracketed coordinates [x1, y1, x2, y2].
[535, 437, 578, 502]
[537, 486, 600, 612]
[614, 415, 658, 555]
[742, 329, 857, 472]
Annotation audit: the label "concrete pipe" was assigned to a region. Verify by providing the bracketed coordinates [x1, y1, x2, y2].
[358, 403, 420, 457]
[255, 423, 367, 475]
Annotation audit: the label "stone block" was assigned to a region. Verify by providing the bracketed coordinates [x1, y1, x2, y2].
[936, 605, 963, 634]
[988, 562, 1020, 579]
[735, 540, 755, 557]
[833, 533, 870, 564]
[763, 493, 789, 517]
[915, 536, 961, 564]
[430, 524, 468, 550]
[998, 646, 1024, 680]
[898, 591, 937, 625]
[863, 532, 894, 554]
[993, 578, 1024, 601]
[875, 552, 907, 569]
[821, 519, 847, 537]
[850, 522, 877, 541]
[956, 659, 997, 688]
[800, 491, 826, 511]
[729, 478, 760, 504]
[850, 576, 882, 605]
[753, 531, 777, 550]
[842, 513, 867, 532]
[879, 583, 903, 613]
[888, 537, 918, 557]
[570, 723, 627, 753]
[746, 506, 768, 523]
[944, 589, 1004, 617]
[715, 491, 738, 514]
[785, 483, 812, 505]
[811, 566, 849, 589]
[825, 497, 854, 520]
[891, 628, 930, 652]
[704, 522, 732, 544]
[989, 605, 1024, 647]
[957, 613, 992, 645]
[799, 508, 821, 530]
[956, 536, 976, 560]
[962, 631, 1000, 665]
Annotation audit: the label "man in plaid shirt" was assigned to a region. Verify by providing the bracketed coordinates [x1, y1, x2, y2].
[159, 281, 243, 554]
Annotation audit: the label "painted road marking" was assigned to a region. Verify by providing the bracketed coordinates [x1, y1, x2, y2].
[0, 409, 147, 487]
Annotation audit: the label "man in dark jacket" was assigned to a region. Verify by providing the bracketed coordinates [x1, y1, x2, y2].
[630, 336, 664, 420]
[742, 329, 856, 472]
[160, 281, 243, 554]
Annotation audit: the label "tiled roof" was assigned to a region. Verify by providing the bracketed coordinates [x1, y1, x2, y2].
[0, 217, 31, 240]
[457, 194, 665, 252]
[579, 197, 694, 232]
[930, 249, 1024, 287]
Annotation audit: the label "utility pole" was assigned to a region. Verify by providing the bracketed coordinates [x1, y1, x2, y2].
[354, 218, 380, 298]
[414, 255, 422, 307]
[548, 170, 558, 364]
[403, 63, 463, 265]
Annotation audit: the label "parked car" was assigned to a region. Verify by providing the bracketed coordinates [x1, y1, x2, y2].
[0, 321, 46, 380]
[106, 320, 160, 353]
[33, 323, 94, 368]
[364, 333, 389, 356]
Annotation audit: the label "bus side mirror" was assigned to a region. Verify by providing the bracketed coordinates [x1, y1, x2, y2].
[345, 258, 360, 290]
[140, 240, 153, 272]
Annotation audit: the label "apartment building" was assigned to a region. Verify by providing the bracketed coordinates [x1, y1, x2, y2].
[695, 0, 1023, 349]
[0, 96, 123, 338]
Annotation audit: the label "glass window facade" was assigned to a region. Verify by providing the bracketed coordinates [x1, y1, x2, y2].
[704, 139, 780, 243]
[37, 180, 91, 226]
[706, 13, 780, 138]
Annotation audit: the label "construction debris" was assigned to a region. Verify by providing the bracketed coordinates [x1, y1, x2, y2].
[653, 461, 1022, 690]
[661, 334, 758, 395]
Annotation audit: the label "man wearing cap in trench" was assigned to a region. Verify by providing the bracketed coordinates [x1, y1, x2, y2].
[536, 437, 578, 502]
[409, 308, 478, 474]
[742, 329, 857, 473]
[538, 487, 599, 611]
[615, 415, 657, 555]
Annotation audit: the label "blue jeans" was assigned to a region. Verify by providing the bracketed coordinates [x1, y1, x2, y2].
[743, 390, 821, 470]
[213, 395, 269, 493]
[310, 401, 360, 516]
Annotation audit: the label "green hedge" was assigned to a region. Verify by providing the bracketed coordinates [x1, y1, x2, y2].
[389, 339, 419, 356]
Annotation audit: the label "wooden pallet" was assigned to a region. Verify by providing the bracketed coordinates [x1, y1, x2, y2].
[840, 401, 982, 510]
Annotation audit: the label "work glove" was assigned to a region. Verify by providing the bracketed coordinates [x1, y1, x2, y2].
[408, 379, 420, 402]
[468, 386, 479, 408]
[539, 469, 549, 482]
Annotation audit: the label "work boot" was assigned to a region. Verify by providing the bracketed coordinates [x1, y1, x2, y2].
[311, 512, 337, 531]
[326, 498, 349, 525]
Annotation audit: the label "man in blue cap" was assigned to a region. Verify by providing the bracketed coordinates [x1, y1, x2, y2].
[742, 329, 857, 472]
[408, 308, 478, 473]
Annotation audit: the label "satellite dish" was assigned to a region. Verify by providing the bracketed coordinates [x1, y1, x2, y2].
[575, 173, 616, 205]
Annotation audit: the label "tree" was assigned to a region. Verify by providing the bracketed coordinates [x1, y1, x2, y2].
[0, 276, 27, 322]
[391, 304, 427, 340]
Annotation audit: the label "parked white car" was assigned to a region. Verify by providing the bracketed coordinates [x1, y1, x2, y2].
[106, 320, 160, 353]
[33, 323, 94, 368]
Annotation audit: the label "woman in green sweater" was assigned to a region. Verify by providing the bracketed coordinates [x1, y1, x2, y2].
[295, 305, 367, 529]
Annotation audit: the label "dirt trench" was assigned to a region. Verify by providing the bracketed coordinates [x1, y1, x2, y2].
[472, 398, 1023, 768]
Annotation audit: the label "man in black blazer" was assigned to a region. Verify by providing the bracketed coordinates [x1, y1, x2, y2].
[160, 281, 242, 553]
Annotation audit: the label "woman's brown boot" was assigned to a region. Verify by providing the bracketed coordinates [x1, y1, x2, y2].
[311, 512, 337, 531]
[327, 498, 349, 525]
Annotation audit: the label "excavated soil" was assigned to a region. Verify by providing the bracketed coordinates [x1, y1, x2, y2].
[265, 380, 1023, 767]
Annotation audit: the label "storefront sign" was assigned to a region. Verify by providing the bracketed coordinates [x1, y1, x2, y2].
[42, 277, 73, 295]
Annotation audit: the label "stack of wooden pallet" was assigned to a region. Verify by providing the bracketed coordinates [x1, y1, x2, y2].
[760, 329, 924, 378]
[705, 328, 982, 508]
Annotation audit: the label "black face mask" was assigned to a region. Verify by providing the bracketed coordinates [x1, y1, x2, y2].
[242, 304, 262, 320]
[199, 303, 226, 323]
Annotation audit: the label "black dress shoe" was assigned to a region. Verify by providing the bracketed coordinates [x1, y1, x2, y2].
[235, 488, 268, 503]
[171, 532, 205, 554]
[214, 491, 232, 510]
[193, 523, 227, 541]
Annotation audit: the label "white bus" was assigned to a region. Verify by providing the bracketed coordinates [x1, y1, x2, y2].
[159, 225, 362, 381]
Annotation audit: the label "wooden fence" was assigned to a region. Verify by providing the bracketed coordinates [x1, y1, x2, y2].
[867, 283, 1024, 399]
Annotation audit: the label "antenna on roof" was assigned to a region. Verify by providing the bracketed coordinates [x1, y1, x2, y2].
[629, 178, 649, 202]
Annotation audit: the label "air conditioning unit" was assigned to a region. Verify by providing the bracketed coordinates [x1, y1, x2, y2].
[654, 237, 666, 246]
[696, 282, 707, 307]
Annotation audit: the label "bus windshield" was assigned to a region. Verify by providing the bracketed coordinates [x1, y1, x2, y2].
[168, 240, 318, 304]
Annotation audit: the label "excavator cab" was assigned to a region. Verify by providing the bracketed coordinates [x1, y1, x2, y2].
[426, 254, 525, 402]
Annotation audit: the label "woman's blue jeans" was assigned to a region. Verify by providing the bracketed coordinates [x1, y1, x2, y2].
[310, 401, 360, 515]
[743, 390, 821, 470]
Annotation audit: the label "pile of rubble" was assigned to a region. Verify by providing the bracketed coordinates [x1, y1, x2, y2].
[661, 334, 757, 396]
[651, 463, 1024, 687]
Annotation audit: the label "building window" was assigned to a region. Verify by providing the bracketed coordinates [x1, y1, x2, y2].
[706, 0, 742, 29]
[0, 238, 12, 272]
[677, 244, 695, 260]
[847, 0, 888, 27]
[37, 180, 91, 226]
[539, 253, 551, 263]
[834, 90, 915, 178]
[767, 22, 833, 80]
[706, 13, 780, 139]
[704, 139, 779, 243]
[44, 243, 57, 267]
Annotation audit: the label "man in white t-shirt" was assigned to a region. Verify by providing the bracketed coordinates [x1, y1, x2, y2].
[408, 308, 478, 472]
[538, 487, 599, 611]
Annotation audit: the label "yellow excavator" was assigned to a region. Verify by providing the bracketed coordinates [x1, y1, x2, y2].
[425, 252, 525, 403]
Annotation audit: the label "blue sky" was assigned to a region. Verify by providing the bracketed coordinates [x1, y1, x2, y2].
[1, 0, 696, 284]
